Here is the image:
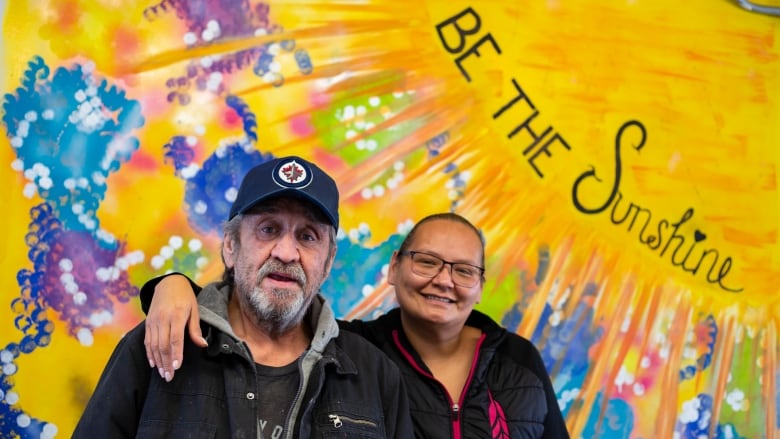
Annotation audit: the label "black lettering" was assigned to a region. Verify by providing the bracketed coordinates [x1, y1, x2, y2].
[493, 78, 534, 119]
[435, 7, 482, 54]
[454, 34, 501, 82]
[514, 110, 552, 152]
[528, 133, 570, 178]
[572, 121, 646, 214]
[493, 79, 556, 172]
[610, 194, 654, 244]
[689, 248, 718, 275]
[649, 219, 667, 250]
[660, 208, 694, 258]
[711, 257, 743, 292]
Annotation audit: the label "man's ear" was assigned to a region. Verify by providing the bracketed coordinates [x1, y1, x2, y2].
[322, 250, 336, 279]
[222, 233, 235, 269]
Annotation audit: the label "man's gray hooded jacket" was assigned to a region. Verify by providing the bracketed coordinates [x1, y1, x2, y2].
[73, 282, 413, 438]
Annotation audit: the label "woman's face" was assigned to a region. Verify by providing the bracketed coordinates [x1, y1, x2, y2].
[389, 219, 484, 328]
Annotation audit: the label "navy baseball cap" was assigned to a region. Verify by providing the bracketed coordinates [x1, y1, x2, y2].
[228, 156, 339, 229]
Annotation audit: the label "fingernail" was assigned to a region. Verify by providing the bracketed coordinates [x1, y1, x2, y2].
[149, 359, 155, 368]
[164, 371, 172, 382]
[172, 360, 180, 370]
[202, 338, 208, 346]
[158, 368, 164, 379]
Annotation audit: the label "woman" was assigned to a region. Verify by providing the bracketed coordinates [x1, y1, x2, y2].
[141, 213, 569, 438]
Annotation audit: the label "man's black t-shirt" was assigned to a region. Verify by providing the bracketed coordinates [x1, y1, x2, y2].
[255, 360, 299, 439]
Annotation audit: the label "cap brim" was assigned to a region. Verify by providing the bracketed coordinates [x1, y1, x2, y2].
[234, 188, 338, 228]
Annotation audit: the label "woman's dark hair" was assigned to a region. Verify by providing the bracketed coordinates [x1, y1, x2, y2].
[398, 212, 486, 269]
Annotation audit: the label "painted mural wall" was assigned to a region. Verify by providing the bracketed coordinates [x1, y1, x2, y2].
[1, 0, 778, 437]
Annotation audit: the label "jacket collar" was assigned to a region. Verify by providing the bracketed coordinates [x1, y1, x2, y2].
[382, 307, 505, 333]
[382, 307, 508, 350]
[197, 282, 340, 351]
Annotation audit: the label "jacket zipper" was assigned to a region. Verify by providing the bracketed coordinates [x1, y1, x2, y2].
[392, 330, 488, 439]
[328, 414, 378, 429]
[452, 403, 461, 438]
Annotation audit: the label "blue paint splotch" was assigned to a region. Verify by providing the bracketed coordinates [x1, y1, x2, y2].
[163, 95, 270, 235]
[2, 56, 144, 241]
[326, 231, 406, 318]
[501, 245, 603, 417]
[675, 394, 746, 439]
[184, 145, 274, 234]
[2, 56, 144, 439]
[679, 314, 717, 381]
[581, 393, 635, 439]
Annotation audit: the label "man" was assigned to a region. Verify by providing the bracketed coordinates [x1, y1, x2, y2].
[142, 213, 571, 438]
[73, 156, 413, 438]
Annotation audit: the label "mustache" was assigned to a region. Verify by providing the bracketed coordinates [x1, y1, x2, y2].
[256, 259, 307, 285]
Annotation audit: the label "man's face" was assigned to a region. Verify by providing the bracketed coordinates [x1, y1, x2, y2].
[223, 198, 335, 335]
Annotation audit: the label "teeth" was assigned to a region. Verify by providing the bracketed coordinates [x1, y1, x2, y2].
[424, 295, 453, 303]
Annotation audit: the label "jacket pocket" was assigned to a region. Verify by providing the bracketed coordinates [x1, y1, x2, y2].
[136, 420, 217, 438]
[314, 402, 385, 438]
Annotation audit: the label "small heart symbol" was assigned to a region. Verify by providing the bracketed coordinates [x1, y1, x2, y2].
[694, 230, 706, 242]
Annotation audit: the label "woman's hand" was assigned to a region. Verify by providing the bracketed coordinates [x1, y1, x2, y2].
[143, 274, 206, 382]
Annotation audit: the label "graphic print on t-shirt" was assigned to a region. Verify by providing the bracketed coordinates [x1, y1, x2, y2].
[255, 360, 300, 439]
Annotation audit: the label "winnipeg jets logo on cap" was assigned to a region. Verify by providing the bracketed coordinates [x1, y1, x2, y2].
[272, 158, 313, 189]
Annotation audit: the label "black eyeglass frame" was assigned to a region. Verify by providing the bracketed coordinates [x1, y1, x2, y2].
[399, 250, 485, 287]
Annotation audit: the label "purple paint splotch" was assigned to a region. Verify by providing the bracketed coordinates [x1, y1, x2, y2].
[144, 0, 313, 104]
[2, 56, 143, 439]
[14, 203, 138, 348]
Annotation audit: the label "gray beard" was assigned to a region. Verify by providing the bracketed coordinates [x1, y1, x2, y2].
[247, 285, 309, 337]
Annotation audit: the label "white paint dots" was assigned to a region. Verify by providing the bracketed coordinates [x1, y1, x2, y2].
[23, 182, 37, 198]
[2, 363, 17, 376]
[188, 239, 203, 252]
[559, 388, 579, 411]
[16, 413, 30, 428]
[183, 32, 197, 46]
[726, 389, 747, 411]
[5, 391, 19, 405]
[397, 219, 414, 235]
[41, 423, 59, 439]
[225, 187, 238, 203]
[77, 328, 94, 346]
[89, 310, 113, 328]
[180, 163, 200, 179]
[206, 72, 223, 92]
[160, 245, 175, 259]
[73, 292, 87, 305]
[150, 236, 206, 273]
[0, 350, 14, 363]
[151, 255, 165, 270]
[679, 396, 701, 423]
[202, 20, 221, 42]
[194, 200, 208, 215]
[360, 161, 405, 200]
[169, 236, 183, 250]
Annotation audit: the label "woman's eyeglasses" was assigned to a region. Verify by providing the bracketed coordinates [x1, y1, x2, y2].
[399, 250, 484, 287]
